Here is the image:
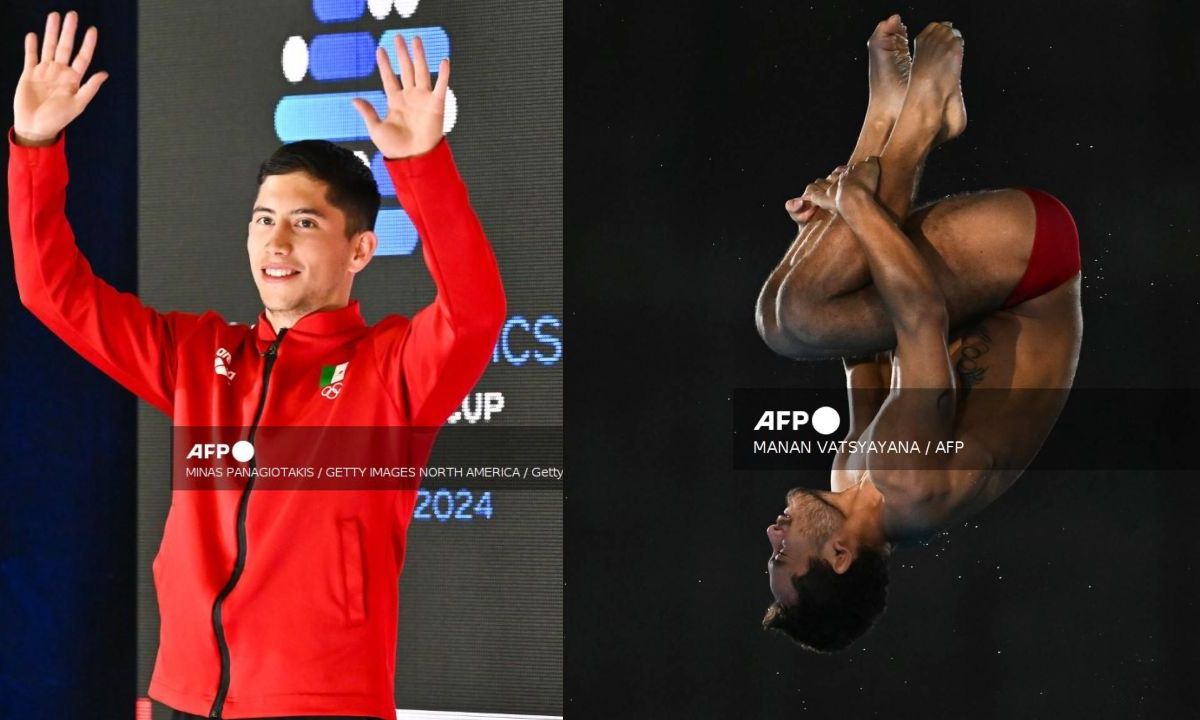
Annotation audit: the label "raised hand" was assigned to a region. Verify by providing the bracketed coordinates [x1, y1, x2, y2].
[792, 158, 881, 221]
[796, 166, 847, 216]
[13, 11, 108, 147]
[785, 166, 846, 224]
[351, 34, 449, 159]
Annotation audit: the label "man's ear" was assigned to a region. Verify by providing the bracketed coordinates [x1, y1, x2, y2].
[349, 230, 378, 273]
[829, 537, 856, 575]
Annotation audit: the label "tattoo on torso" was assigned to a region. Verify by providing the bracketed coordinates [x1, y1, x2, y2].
[955, 323, 992, 396]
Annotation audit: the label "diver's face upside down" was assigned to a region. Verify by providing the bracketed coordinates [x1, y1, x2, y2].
[765, 488, 845, 605]
[762, 486, 891, 652]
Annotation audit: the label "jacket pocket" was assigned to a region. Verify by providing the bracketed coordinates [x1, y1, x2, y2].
[338, 518, 367, 626]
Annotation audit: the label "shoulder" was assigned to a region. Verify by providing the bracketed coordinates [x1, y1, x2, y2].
[369, 313, 412, 337]
[172, 309, 240, 342]
[873, 442, 999, 538]
[360, 314, 414, 358]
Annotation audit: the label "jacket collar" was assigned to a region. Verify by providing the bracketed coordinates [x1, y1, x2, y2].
[253, 300, 367, 354]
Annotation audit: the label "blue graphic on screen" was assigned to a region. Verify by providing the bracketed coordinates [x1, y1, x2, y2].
[378, 28, 450, 70]
[308, 32, 376, 81]
[493, 314, 563, 367]
[302, 28, 450, 83]
[412, 488, 494, 522]
[374, 208, 419, 255]
[370, 152, 396, 195]
[312, 0, 367, 24]
[276, 14, 451, 257]
[276, 90, 387, 142]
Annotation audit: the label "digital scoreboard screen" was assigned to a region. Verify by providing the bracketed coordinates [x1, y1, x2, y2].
[135, 1, 561, 717]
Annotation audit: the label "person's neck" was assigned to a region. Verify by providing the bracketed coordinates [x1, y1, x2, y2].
[833, 479, 890, 552]
[265, 300, 348, 332]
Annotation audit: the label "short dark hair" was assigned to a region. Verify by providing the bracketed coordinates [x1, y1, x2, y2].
[257, 140, 381, 237]
[762, 549, 889, 652]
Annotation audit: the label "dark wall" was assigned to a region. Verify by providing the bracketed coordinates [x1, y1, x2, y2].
[0, 2, 136, 718]
[566, 1, 1199, 718]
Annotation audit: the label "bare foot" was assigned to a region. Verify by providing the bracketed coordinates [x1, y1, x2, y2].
[865, 14, 911, 126]
[908, 21, 967, 145]
[939, 23, 967, 143]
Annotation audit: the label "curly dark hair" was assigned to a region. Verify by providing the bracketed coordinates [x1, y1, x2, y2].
[257, 140, 381, 237]
[762, 548, 889, 652]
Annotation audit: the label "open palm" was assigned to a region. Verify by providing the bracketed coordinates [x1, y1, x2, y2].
[352, 34, 449, 159]
[14, 11, 107, 145]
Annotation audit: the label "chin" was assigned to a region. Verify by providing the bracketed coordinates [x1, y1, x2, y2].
[260, 297, 296, 314]
[263, 286, 300, 303]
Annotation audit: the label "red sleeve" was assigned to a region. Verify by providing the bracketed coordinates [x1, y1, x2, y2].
[376, 138, 506, 426]
[7, 128, 203, 417]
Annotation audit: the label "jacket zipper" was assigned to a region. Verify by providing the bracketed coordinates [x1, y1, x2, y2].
[208, 328, 288, 718]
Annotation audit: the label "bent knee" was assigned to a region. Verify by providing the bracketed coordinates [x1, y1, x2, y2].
[756, 286, 837, 360]
[754, 286, 797, 357]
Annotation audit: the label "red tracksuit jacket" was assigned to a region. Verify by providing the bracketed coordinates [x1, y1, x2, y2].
[8, 129, 506, 719]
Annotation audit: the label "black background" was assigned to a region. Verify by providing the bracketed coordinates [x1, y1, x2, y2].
[1, 1, 136, 718]
[567, 2, 1199, 718]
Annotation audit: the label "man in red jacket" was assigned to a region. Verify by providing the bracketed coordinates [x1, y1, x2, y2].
[9, 11, 505, 719]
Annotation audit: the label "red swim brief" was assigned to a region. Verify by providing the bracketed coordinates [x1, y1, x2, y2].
[1001, 188, 1081, 308]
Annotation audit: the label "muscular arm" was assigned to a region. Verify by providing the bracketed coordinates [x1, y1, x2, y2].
[836, 176, 992, 530]
[842, 353, 891, 439]
[830, 352, 890, 488]
[839, 184, 948, 375]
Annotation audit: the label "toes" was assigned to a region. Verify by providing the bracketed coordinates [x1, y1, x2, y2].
[917, 21, 942, 38]
[917, 21, 953, 42]
[869, 14, 907, 45]
[914, 21, 963, 52]
[939, 22, 963, 42]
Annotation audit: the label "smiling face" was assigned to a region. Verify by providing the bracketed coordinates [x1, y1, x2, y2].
[248, 171, 375, 327]
[765, 488, 845, 604]
[761, 487, 891, 651]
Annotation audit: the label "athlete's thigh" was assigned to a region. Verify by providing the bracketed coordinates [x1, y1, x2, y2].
[770, 189, 1037, 358]
[784, 286, 896, 357]
[904, 188, 1037, 319]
